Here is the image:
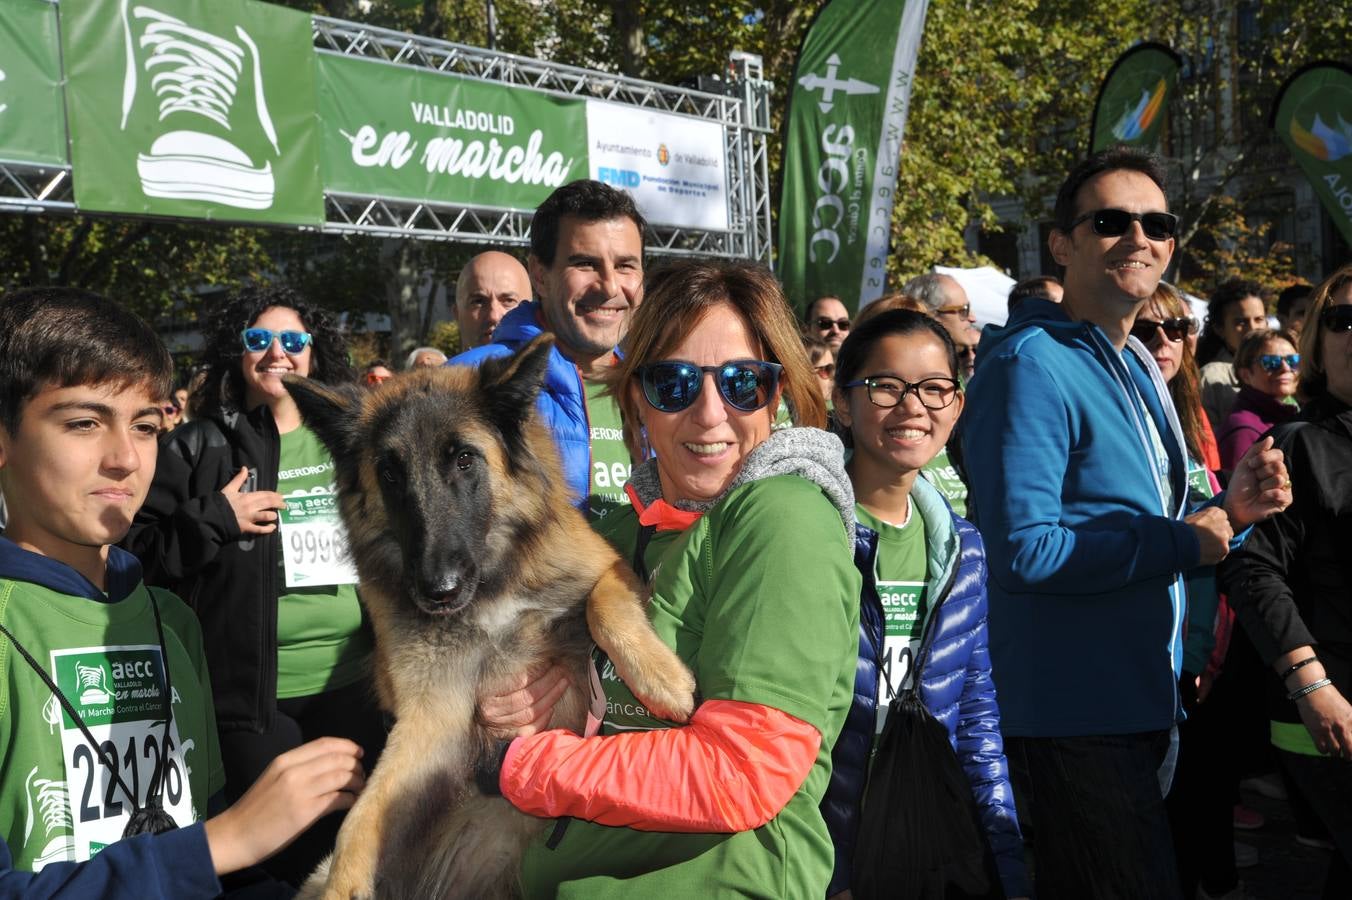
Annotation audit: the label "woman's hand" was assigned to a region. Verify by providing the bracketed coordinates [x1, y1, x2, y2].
[1298, 684, 1352, 759]
[221, 467, 285, 535]
[477, 663, 572, 739]
[1223, 437, 1292, 529]
[203, 737, 365, 876]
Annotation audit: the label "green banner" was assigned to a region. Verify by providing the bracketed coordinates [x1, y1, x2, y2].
[1090, 43, 1182, 154]
[0, 0, 67, 166]
[317, 54, 587, 210]
[1272, 62, 1352, 246]
[777, 0, 930, 315]
[60, 0, 323, 225]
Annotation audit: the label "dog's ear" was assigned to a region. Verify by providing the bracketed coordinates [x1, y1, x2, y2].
[283, 376, 362, 459]
[478, 334, 554, 438]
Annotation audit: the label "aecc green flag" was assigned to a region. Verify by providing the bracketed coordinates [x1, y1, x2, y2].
[1089, 43, 1182, 155]
[0, 0, 67, 166]
[777, 0, 930, 315]
[1272, 62, 1352, 246]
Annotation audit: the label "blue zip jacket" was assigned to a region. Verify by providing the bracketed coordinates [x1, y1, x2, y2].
[822, 478, 1028, 899]
[963, 298, 1240, 737]
[449, 301, 592, 510]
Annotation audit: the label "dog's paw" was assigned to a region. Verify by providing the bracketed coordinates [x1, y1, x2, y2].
[623, 641, 698, 723]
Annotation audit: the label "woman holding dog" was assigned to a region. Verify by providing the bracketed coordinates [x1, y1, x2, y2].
[482, 261, 861, 897]
[125, 285, 385, 885]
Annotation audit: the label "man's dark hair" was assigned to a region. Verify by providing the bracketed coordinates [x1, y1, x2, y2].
[1053, 147, 1169, 232]
[194, 283, 354, 415]
[529, 179, 647, 266]
[1276, 282, 1312, 320]
[1008, 275, 1061, 312]
[804, 295, 844, 324]
[0, 287, 173, 434]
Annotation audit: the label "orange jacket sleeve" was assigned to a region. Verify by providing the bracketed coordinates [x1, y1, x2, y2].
[498, 698, 820, 833]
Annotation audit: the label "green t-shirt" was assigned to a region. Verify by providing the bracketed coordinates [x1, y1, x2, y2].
[275, 426, 372, 699]
[584, 380, 632, 523]
[0, 576, 224, 871]
[919, 448, 968, 518]
[856, 502, 929, 734]
[519, 475, 860, 899]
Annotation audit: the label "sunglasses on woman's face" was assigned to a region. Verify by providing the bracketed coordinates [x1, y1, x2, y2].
[814, 362, 836, 380]
[1257, 353, 1300, 373]
[1130, 316, 1196, 344]
[638, 359, 782, 413]
[1069, 208, 1179, 241]
[241, 328, 312, 355]
[1322, 305, 1352, 334]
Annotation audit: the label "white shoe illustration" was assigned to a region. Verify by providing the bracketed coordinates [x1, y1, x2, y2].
[24, 767, 74, 871]
[74, 661, 113, 706]
[120, 0, 278, 209]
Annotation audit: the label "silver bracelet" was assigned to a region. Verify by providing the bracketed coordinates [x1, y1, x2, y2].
[1287, 678, 1333, 701]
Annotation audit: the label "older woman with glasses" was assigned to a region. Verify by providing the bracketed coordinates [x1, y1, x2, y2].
[1217, 328, 1301, 473]
[1220, 263, 1352, 899]
[480, 260, 860, 898]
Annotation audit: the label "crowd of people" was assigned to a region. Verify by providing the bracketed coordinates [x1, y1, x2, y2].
[0, 145, 1348, 900]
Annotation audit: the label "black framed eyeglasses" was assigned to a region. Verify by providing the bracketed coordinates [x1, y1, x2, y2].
[1069, 208, 1179, 241]
[1322, 306, 1352, 334]
[1257, 353, 1300, 373]
[241, 328, 312, 355]
[816, 316, 851, 332]
[842, 375, 960, 410]
[638, 359, 783, 413]
[1130, 316, 1197, 344]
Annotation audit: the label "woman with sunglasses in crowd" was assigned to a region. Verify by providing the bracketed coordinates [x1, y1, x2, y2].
[478, 260, 860, 898]
[124, 285, 385, 885]
[1133, 284, 1256, 900]
[1217, 328, 1301, 474]
[1220, 264, 1352, 899]
[821, 308, 1028, 900]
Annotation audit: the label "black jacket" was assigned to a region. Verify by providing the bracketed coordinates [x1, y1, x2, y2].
[123, 407, 282, 734]
[1218, 394, 1352, 724]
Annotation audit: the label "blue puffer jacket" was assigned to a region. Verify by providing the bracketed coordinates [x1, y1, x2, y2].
[449, 301, 591, 509]
[822, 477, 1028, 899]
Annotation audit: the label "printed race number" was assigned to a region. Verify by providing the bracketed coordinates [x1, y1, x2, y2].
[279, 492, 359, 587]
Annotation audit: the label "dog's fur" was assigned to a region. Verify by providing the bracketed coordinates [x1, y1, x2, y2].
[284, 336, 696, 899]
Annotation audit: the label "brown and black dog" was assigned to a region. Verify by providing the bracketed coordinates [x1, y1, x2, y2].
[285, 335, 695, 899]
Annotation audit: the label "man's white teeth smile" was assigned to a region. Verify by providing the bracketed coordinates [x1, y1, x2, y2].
[1113, 261, 1148, 270]
[684, 442, 729, 456]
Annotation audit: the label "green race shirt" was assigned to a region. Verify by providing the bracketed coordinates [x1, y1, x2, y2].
[519, 475, 860, 899]
[275, 426, 372, 699]
[584, 380, 632, 523]
[857, 502, 929, 733]
[0, 577, 223, 872]
[919, 448, 968, 518]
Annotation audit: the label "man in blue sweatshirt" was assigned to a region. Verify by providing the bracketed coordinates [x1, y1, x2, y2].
[963, 148, 1292, 900]
[451, 180, 645, 521]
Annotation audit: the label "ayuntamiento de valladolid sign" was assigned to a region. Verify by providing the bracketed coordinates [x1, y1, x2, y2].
[7, 0, 729, 230]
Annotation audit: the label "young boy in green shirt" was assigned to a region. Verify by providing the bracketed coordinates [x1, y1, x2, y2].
[0, 287, 365, 897]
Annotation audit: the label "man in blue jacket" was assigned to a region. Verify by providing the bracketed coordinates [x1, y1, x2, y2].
[451, 179, 645, 521]
[963, 148, 1292, 900]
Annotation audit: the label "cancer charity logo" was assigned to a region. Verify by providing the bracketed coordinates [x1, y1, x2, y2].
[37, 646, 196, 864]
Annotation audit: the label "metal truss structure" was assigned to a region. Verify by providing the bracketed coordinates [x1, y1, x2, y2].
[0, 159, 74, 214]
[312, 16, 774, 263]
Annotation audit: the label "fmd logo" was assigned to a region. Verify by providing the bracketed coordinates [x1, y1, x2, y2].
[797, 53, 880, 113]
[598, 167, 640, 187]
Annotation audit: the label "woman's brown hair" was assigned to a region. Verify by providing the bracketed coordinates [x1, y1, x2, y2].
[1297, 263, 1352, 402]
[613, 260, 825, 461]
[1143, 283, 1210, 464]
